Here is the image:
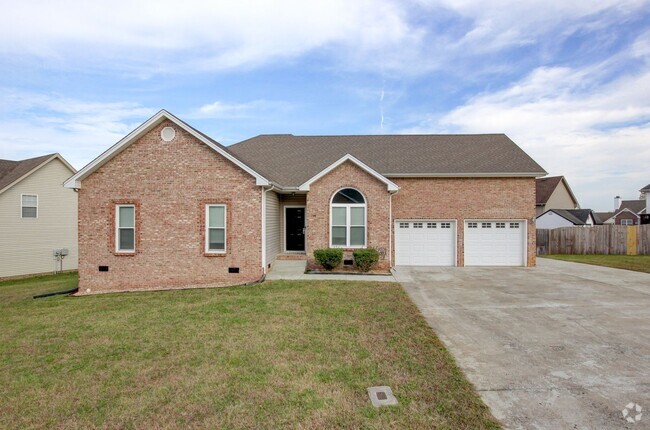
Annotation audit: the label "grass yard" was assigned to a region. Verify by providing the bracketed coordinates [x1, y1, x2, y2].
[542, 254, 650, 274]
[0, 273, 499, 429]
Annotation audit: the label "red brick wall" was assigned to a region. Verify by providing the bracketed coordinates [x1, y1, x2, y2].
[391, 177, 537, 266]
[305, 161, 391, 270]
[77, 120, 263, 293]
[615, 212, 638, 225]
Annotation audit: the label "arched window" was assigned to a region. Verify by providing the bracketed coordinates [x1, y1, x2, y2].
[331, 188, 366, 247]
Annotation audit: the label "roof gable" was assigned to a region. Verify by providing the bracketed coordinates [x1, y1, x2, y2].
[0, 154, 75, 195]
[614, 207, 640, 219]
[298, 154, 399, 192]
[536, 176, 578, 206]
[543, 209, 593, 225]
[64, 110, 270, 189]
[619, 200, 645, 214]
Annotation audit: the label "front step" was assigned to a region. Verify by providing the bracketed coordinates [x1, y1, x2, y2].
[267, 259, 307, 280]
[276, 253, 308, 260]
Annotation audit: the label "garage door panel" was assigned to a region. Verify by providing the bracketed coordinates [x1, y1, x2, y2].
[395, 221, 456, 266]
[464, 221, 525, 266]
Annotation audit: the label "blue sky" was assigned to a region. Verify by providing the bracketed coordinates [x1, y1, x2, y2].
[1, 0, 649, 211]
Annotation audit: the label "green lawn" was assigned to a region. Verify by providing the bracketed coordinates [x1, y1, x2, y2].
[542, 254, 650, 274]
[0, 273, 499, 429]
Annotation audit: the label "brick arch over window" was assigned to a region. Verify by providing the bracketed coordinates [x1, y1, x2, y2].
[330, 187, 367, 248]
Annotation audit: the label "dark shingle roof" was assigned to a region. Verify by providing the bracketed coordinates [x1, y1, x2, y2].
[228, 134, 546, 187]
[640, 183, 650, 192]
[551, 209, 594, 225]
[536, 176, 564, 205]
[594, 212, 614, 224]
[619, 200, 646, 214]
[0, 154, 56, 193]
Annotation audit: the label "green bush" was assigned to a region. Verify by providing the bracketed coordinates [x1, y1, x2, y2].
[353, 248, 380, 272]
[313, 248, 343, 271]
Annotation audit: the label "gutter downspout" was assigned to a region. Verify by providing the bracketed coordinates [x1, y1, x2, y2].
[261, 185, 276, 274]
[389, 188, 399, 269]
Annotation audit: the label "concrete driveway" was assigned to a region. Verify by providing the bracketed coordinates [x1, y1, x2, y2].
[393, 258, 650, 429]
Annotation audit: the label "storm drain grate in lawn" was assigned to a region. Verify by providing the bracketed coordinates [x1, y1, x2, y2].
[368, 386, 398, 407]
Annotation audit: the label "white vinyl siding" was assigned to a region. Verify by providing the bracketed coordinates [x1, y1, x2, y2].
[116, 205, 135, 252]
[0, 158, 78, 278]
[206, 204, 226, 253]
[265, 191, 281, 265]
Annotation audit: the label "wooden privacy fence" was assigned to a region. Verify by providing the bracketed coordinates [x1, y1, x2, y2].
[537, 225, 650, 255]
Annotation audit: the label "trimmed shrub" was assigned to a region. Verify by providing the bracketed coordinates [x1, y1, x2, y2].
[353, 248, 380, 272]
[314, 248, 343, 271]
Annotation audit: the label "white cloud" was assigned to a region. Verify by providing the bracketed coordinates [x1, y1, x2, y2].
[0, 0, 424, 74]
[402, 37, 650, 210]
[189, 100, 293, 119]
[0, 91, 155, 168]
[3, 0, 647, 75]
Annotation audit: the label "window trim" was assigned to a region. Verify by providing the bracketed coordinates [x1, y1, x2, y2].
[329, 188, 367, 248]
[115, 204, 136, 253]
[205, 204, 227, 254]
[20, 193, 38, 219]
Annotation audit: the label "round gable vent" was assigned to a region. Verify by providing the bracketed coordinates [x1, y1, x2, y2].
[161, 126, 176, 142]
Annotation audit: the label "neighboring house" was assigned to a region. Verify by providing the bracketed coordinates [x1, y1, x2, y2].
[536, 209, 597, 229]
[64, 110, 546, 294]
[535, 176, 579, 217]
[610, 194, 648, 226]
[0, 154, 78, 278]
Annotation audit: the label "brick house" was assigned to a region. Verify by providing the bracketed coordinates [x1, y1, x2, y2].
[65, 110, 546, 293]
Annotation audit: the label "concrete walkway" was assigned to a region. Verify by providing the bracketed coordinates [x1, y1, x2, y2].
[394, 259, 650, 430]
[265, 260, 396, 282]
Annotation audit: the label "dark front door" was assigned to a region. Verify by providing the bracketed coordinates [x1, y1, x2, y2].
[286, 207, 305, 251]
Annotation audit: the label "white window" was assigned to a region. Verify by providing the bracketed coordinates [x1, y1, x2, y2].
[413, 222, 423, 228]
[496, 222, 506, 228]
[441, 222, 451, 229]
[509, 222, 520, 228]
[468, 222, 478, 228]
[21, 194, 38, 218]
[482, 222, 492, 228]
[331, 188, 366, 248]
[399, 222, 409, 229]
[621, 219, 633, 226]
[427, 222, 436, 228]
[116, 205, 135, 252]
[206, 204, 226, 252]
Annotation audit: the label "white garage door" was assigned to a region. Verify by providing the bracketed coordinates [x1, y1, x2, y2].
[464, 221, 525, 266]
[395, 221, 456, 266]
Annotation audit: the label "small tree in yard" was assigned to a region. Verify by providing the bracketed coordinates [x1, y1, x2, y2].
[314, 248, 343, 271]
[353, 248, 380, 272]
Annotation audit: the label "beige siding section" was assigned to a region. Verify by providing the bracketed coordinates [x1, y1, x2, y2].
[0, 159, 78, 277]
[537, 181, 578, 216]
[265, 191, 281, 266]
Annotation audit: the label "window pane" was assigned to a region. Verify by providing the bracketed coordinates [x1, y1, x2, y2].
[332, 207, 346, 225]
[119, 206, 134, 228]
[350, 227, 365, 246]
[332, 226, 346, 245]
[350, 207, 364, 225]
[119, 228, 135, 250]
[332, 188, 365, 204]
[22, 195, 37, 206]
[22, 207, 37, 218]
[209, 228, 225, 250]
[209, 206, 225, 228]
